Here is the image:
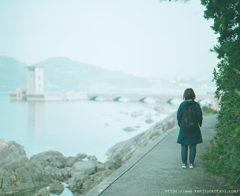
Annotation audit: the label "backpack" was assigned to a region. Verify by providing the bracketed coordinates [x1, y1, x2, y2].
[181, 105, 198, 132]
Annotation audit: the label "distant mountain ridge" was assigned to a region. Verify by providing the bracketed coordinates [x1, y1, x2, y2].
[0, 56, 27, 87]
[0, 56, 151, 92]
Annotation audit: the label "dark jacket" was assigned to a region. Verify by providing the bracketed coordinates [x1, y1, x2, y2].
[177, 99, 203, 145]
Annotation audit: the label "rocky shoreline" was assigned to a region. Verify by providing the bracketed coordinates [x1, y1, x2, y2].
[0, 111, 177, 196]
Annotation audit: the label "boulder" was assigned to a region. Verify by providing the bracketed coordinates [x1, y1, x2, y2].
[0, 140, 47, 195]
[123, 126, 136, 132]
[68, 174, 87, 192]
[15, 166, 35, 190]
[88, 155, 97, 162]
[145, 119, 154, 123]
[81, 179, 98, 194]
[33, 188, 50, 196]
[68, 170, 113, 194]
[49, 181, 64, 194]
[71, 161, 96, 176]
[105, 160, 122, 170]
[0, 140, 27, 167]
[44, 166, 69, 182]
[97, 163, 107, 172]
[76, 153, 87, 160]
[65, 156, 77, 167]
[30, 150, 66, 168]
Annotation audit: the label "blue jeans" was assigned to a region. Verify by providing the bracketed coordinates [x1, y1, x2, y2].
[181, 144, 196, 164]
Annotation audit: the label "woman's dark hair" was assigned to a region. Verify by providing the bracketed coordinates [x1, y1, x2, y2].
[183, 88, 196, 100]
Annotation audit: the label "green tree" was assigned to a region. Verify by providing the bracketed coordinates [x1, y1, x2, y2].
[200, 0, 240, 191]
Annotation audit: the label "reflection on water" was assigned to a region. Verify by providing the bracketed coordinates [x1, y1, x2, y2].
[27, 102, 44, 143]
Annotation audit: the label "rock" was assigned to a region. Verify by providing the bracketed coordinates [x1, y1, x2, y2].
[68, 170, 113, 194]
[30, 150, 66, 168]
[5, 155, 29, 171]
[49, 181, 64, 194]
[65, 156, 76, 167]
[90, 171, 112, 183]
[68, 174, 87, 192]
[76, 153, 87, 160]
[88, 155, 97, 162]
[65, 167, 72, 177]
[0, 141, 47, 195]
[105, 160, 122, 170]
[81, 179, 98, 194]
[97, 163, 107, 172]
[0, 143, 10, 163]
[0, 139, 106, 196]
[123, 126, 136, 132]
[15, 166, 35, 190]
[145, 119, 154, 123]
[33, 188, 50, 196]
[0, 138, 6, 143]
[44, 167, 69, 182]
[71, 161, 96, 176]
[7, 141, 26, 156]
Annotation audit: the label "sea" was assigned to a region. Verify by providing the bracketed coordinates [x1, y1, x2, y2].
[0, 93, 178, 163]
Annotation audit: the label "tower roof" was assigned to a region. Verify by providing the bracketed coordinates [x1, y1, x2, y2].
[27, 66, 44, 69]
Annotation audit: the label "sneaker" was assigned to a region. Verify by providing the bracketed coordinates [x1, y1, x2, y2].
[189, 163, 194, 169]
[182, 163, 187, 169]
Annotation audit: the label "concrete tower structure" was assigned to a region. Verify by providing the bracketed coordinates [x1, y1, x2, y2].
[27, 66, 44, 94]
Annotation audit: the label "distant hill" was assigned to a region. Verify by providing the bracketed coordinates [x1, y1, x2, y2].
[0, 56, 27, 87]
[0, 56, 151, 92]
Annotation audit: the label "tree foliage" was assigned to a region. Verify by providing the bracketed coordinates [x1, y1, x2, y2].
[200, 0, 240, 191]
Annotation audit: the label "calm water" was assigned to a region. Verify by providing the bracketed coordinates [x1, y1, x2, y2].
[0, 95, 177, 163]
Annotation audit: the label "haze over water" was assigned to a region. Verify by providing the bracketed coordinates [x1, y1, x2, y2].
[0, 95, 177, 163]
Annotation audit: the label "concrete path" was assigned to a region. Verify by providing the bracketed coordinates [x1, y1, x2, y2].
[86, 115, 219, 196]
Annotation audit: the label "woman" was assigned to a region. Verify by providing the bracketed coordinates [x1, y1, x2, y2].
[177, 88, 203, 169]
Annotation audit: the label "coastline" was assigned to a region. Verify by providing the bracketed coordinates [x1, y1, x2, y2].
[0, 110, 178, 196]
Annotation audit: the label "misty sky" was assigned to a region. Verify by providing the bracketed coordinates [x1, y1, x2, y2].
[0, 0, 218, 79]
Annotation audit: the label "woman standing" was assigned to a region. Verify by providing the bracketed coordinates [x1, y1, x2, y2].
[177, 88, 203, 169]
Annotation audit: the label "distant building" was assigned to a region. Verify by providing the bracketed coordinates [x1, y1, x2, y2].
[27, 66, 44, 94]
[10, 88, 27, 101]
[10, 66, 45, 101]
